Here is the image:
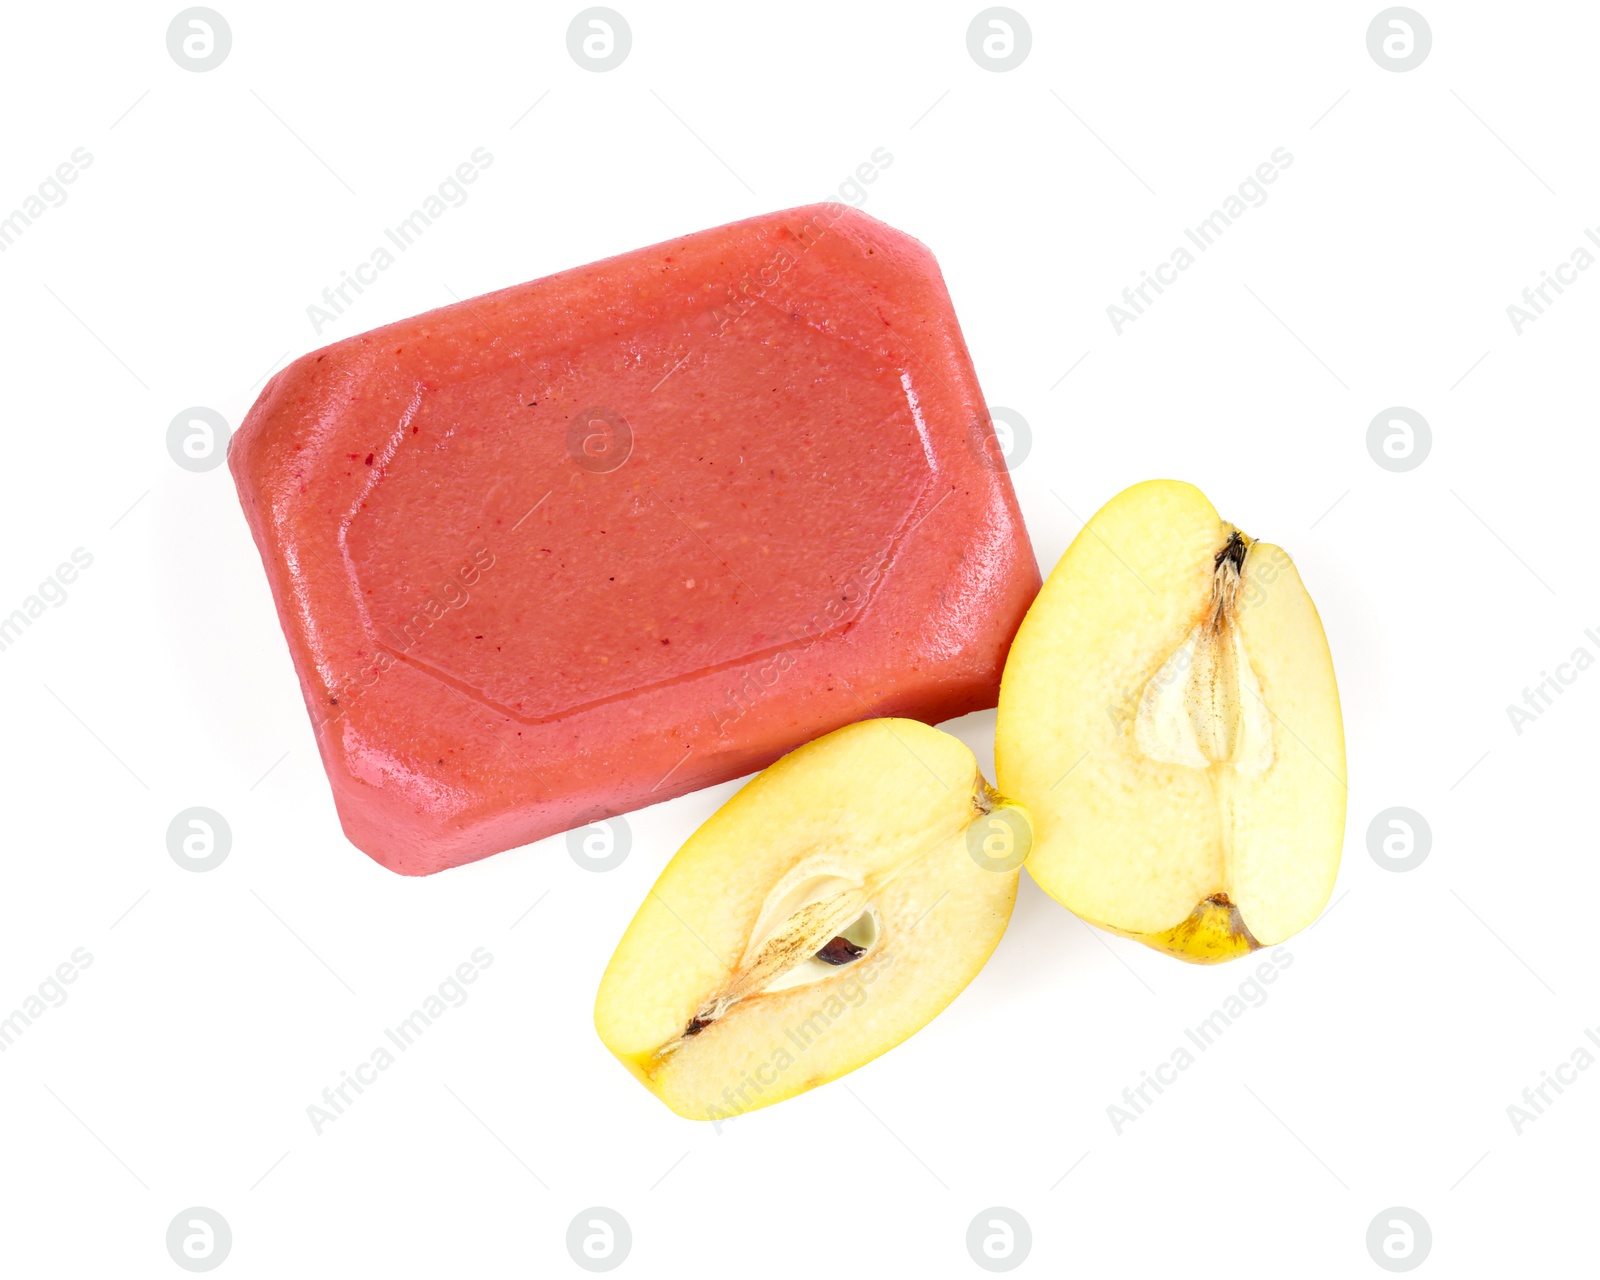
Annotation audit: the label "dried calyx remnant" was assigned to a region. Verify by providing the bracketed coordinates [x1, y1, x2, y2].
[1161, 890, 1262, 957]
[1216, 529, 1247, 574]
[1134, 526, 1274, 776]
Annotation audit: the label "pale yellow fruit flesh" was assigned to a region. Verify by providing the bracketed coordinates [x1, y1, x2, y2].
[995, 479, 1345, 961]
[594, 718, 1023, 1119]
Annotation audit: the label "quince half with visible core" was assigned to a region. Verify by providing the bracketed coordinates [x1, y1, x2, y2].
[595, 718, 1028, 1118]
[996, 480, 1345, 962]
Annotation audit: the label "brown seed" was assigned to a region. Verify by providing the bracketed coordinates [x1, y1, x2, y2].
[815, 935, 866, 966]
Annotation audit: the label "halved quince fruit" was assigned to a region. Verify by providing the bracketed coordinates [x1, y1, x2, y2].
[594, 718, 1027, 1118]
[996, 480, 1345, 962]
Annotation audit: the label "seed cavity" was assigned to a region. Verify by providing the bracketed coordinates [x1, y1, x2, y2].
[659, 776, 990, 1057]
[1135, 528, 1274, 775]
[666, 872, 885, 1050]
[816, 935, 867, 965]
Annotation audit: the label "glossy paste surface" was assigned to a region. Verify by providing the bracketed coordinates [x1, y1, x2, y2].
[231, 204, 1040, 874]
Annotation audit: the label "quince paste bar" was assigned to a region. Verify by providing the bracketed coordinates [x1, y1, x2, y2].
[230, 205, 1040, 874]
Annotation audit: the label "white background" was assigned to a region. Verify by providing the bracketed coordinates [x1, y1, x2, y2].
[2, 1, 1595, 1274]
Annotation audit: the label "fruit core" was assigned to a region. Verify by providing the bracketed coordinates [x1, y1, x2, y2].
[1134, 529, 1274, 776]
[661, 778, 1001, 1054]
[667, 872, 886, 1051]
